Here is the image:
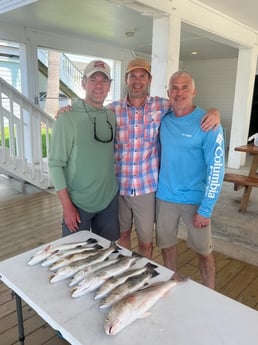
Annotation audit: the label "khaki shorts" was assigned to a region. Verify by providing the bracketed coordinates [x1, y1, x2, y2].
[156, 199, 212, 255]
[118, 193, 155, 243]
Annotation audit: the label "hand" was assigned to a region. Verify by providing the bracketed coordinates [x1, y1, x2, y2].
[63, 203, 81, 232]
[201, 108, 220, 131]
[193, 213, 210, 229]
[55, 105, 72, 119]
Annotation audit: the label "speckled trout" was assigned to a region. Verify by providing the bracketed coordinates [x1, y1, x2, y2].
[95, 262, 158, 300]
[49, 242, 120, 283]
[27, 238, 98, 266]
[68, 258, 120, 287]
[41, 244, 103, 267]
[99, 267, 159, 308]
[71, 253, 141, 298]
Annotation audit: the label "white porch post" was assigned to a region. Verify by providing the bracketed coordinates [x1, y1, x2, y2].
[19, 41, 40, 163]
[150, 13, 181, 97]
[227, 48, 257, 169]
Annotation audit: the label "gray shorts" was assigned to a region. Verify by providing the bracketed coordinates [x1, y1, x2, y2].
[118, 192, 155, 243]
[156, 199, 212, 255]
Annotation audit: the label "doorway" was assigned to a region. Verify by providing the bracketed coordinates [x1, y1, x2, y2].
[248, 74, 258, 137]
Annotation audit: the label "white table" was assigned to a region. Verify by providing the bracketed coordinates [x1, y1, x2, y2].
[0, 231, 257, 345]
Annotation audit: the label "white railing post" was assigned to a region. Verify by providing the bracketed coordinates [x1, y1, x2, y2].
[0, 77, 55, 189]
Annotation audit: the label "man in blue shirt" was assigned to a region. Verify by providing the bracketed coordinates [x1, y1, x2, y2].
[156, 71, 224, 289]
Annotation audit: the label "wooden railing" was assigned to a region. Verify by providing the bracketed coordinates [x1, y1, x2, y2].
[0, 77, 55, 189]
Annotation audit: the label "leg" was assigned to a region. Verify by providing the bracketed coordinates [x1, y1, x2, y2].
[118, 195, 134, 250]
[131, 193, 155, 259]
[138, 240, 153, 259]
[197, 252, 216, 289]
[13, 292, 25, 345]
[156, 199, 180, 269]
[181, 204, 215, 288]
[118, 229, 132, 250]
[161, 246, 177, 271]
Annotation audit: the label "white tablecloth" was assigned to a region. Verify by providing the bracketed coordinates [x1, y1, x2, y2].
[0, 231, 257, 345]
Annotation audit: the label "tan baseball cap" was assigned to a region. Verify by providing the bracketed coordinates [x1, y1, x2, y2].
[84, 60, 111, 79]
[126, 58, 151, 74]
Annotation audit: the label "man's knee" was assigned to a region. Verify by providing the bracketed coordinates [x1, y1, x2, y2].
[138, 241, 153, 250]
[119, 229, 131, 239]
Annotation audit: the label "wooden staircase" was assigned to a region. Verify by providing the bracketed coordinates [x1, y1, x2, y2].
[0, 77, 55, 189]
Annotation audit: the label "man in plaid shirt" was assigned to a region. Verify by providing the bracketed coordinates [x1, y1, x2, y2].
[109, 59, 220, 259]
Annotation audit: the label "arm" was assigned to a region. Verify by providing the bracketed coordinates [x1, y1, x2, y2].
[196, 127, 225, 223]
[193, 213, 210, 229]
[57, 189, 81, 232]
[201, 108, 220, 131]
[48, 116, 81, 231]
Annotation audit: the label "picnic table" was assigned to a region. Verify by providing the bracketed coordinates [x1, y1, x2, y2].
[224, 144, 258, 212]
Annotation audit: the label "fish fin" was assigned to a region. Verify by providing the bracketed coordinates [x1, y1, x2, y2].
[131, 251, 143, 259]
[150, 270, 159, 278]
[45, 244, 53, 251]
[94, 244, 104, 250]
[139, 312, 151, 318]
[117, 253, 126, 258]
[86, 238, 98, 244]
[110, 242, 121, 253]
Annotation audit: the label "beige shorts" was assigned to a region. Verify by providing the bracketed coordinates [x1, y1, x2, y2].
[118, 193, 155, 243]
[156, 199, 212, 255]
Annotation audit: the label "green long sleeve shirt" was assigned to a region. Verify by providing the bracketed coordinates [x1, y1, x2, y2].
[48, 99, 118, 213]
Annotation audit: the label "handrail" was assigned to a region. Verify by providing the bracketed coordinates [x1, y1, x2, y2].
[0, 76, 55, 188]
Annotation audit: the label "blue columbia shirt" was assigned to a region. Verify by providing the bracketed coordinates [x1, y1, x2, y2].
[156, 106, 225, 218]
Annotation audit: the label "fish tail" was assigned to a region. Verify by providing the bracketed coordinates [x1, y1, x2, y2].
[145, 263, 159, 278]
[86, 238, 98, 244]
[110, 241, 121, 253]
[171, 272, 189, 282]
[131, 251, 143, 259]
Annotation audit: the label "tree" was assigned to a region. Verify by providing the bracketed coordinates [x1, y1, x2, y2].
[44, 50, 60, 117]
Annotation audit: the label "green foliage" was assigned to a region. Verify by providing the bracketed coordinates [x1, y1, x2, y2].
[0, 127, 51, 158]
[0, 127, 10, 147]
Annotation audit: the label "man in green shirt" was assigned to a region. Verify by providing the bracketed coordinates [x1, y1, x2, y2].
[48, 60, 119, 241]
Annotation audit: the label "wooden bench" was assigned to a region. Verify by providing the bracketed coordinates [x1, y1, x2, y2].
[224, 173, 258, 212]
[224, 173, 258, 190]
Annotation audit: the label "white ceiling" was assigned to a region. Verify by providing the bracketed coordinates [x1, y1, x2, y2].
[0, 0, 257, 61]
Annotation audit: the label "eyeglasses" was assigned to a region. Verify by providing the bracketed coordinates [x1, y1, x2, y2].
[93, 117, 113, 143]
[82, 100, 113, 143]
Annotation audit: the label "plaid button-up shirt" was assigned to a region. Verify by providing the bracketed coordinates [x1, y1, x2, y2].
[109, 96, 170, 196]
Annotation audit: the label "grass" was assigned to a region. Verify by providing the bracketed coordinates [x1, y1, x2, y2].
[0, 127, 51, 157]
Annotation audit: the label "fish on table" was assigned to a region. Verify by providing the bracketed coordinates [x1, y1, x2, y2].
[27, 244, 55, 266]
[48, 245, 104, 271]
[99, 265, 159, 309]
[49, 242, 120, 283]
[69, 257, 120, 288]
[104, 277, 188, 336]
[51, 238, 98, 252]
[27, 237, 98, 266]
[95, 262, 158, 300]
[71, 253, 142, 298]
[41, 244, 103, 267]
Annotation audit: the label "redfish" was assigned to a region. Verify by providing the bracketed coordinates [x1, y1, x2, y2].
[104, 277, 187, 335]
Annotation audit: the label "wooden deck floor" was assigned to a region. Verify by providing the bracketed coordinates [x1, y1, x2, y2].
[0, 191, 258, 345]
